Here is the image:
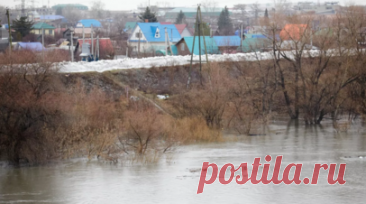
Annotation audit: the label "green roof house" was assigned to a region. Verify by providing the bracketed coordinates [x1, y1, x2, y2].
[31, 22, 55, 36]
[175, 36, 219, 55]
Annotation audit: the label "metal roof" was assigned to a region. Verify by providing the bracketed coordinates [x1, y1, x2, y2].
[136, 23, 181, 42]
[212, 36, 241, 47]
[180, 36, 219, 55]
[77, 19, 102, 28]
[125, 22, 137, 30]
[32, 22, 55, 29]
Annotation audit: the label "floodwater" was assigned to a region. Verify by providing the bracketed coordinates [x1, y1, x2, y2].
[1, 119, 366, 204]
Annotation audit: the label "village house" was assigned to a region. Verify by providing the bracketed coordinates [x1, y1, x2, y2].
[280, 24, 309, 41]
[73, 19, 102, 38]
[212, 36, 241, 54]
[174, 36, 219, 55]
[174, 24, 192, 37]
[128, 22, 181, 54]
[31, 22, 55, 36]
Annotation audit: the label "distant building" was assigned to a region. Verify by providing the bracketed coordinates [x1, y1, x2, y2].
[240, 34, 272, 53]
[280, 24, 308, 41]
[212, 36, 241, 53]
[175, 24, 192, 37]
[31, 22, 56, 36]
[76, 19, 102, 28]
[51, 4, 89, 11]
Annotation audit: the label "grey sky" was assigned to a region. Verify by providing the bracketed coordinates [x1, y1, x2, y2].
[1, 0, 365, 11]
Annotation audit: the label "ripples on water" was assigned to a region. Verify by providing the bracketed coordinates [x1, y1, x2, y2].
[0, 120, 366, 203]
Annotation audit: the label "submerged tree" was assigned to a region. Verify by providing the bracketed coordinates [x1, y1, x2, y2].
[139, 7, 157, 22]
[217, 6, 233, 35]
[175, 10, 186, 24]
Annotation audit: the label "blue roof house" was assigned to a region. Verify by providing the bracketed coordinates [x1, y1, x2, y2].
[212, 36, 241, 53]
[76, 19, 102, 28]
[128, 22, 181, 54]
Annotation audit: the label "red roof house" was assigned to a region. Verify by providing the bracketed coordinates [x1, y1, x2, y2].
[174, 24, 192, 37]
[280, 24, 308, 41]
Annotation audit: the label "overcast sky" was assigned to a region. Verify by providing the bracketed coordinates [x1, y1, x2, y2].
[1, 0, 365, 11]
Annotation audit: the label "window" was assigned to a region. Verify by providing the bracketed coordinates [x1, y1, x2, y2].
[135, 32, 141, 38]
[155, 28, 160, 38]
[49, 30, 52, 35]
[181, 44, 185, 51]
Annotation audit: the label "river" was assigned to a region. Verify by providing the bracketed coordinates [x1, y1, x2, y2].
[1, 119, 366, 203]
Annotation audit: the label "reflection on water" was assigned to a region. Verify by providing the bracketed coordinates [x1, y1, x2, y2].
[1, 120, 366, 203]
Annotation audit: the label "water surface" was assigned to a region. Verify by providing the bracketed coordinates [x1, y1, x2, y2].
[1, 120, 365, 203]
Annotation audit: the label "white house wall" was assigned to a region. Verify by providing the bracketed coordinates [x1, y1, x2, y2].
[180, 28, 192, 37]
[129, 25, 147, 41]
[129, 42, 168, 52]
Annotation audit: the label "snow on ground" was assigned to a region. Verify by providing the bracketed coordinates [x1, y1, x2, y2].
[58, 49, 327, 73]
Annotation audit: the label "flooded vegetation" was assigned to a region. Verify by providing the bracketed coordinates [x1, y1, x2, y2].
[1, 120, 366, 203]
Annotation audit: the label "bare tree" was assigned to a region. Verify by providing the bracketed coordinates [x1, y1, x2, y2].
[90, 0, 106, 19]
[62, 6, 81, 26]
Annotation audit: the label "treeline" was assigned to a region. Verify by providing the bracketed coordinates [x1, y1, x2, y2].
[0, 51, 220, 166]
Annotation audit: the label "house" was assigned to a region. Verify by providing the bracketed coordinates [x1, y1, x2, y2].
[14, 42, 45, 51]
[31, 22, 55, 36]
[128, 22, 181, 53]
[212, 36, 241, 53]
[280, 24, 308, 41]
[76, 19, 102, 28]
[175, 24, 192, 37]
[73, 27, 96, 38]
[240, 35, 271, 53]
[175, 36, 219, 55]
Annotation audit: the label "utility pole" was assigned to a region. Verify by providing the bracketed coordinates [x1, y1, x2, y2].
[42, 28, 45, 61]
[96, 35, 99, 60]
[108, 21, 110, 37]
[91, 24, 94, 61]
[240, 24, 243, 51]
[165, 27, 168, 56]
[187, 5, 209, 88]
[70, 29, 74, 62]
[6, 8, 12, 56]
[82, 25, 85, 45]
[138, 30, 141, 57]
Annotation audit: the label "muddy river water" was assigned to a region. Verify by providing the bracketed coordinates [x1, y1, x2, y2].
[1, 120, 366, 203]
